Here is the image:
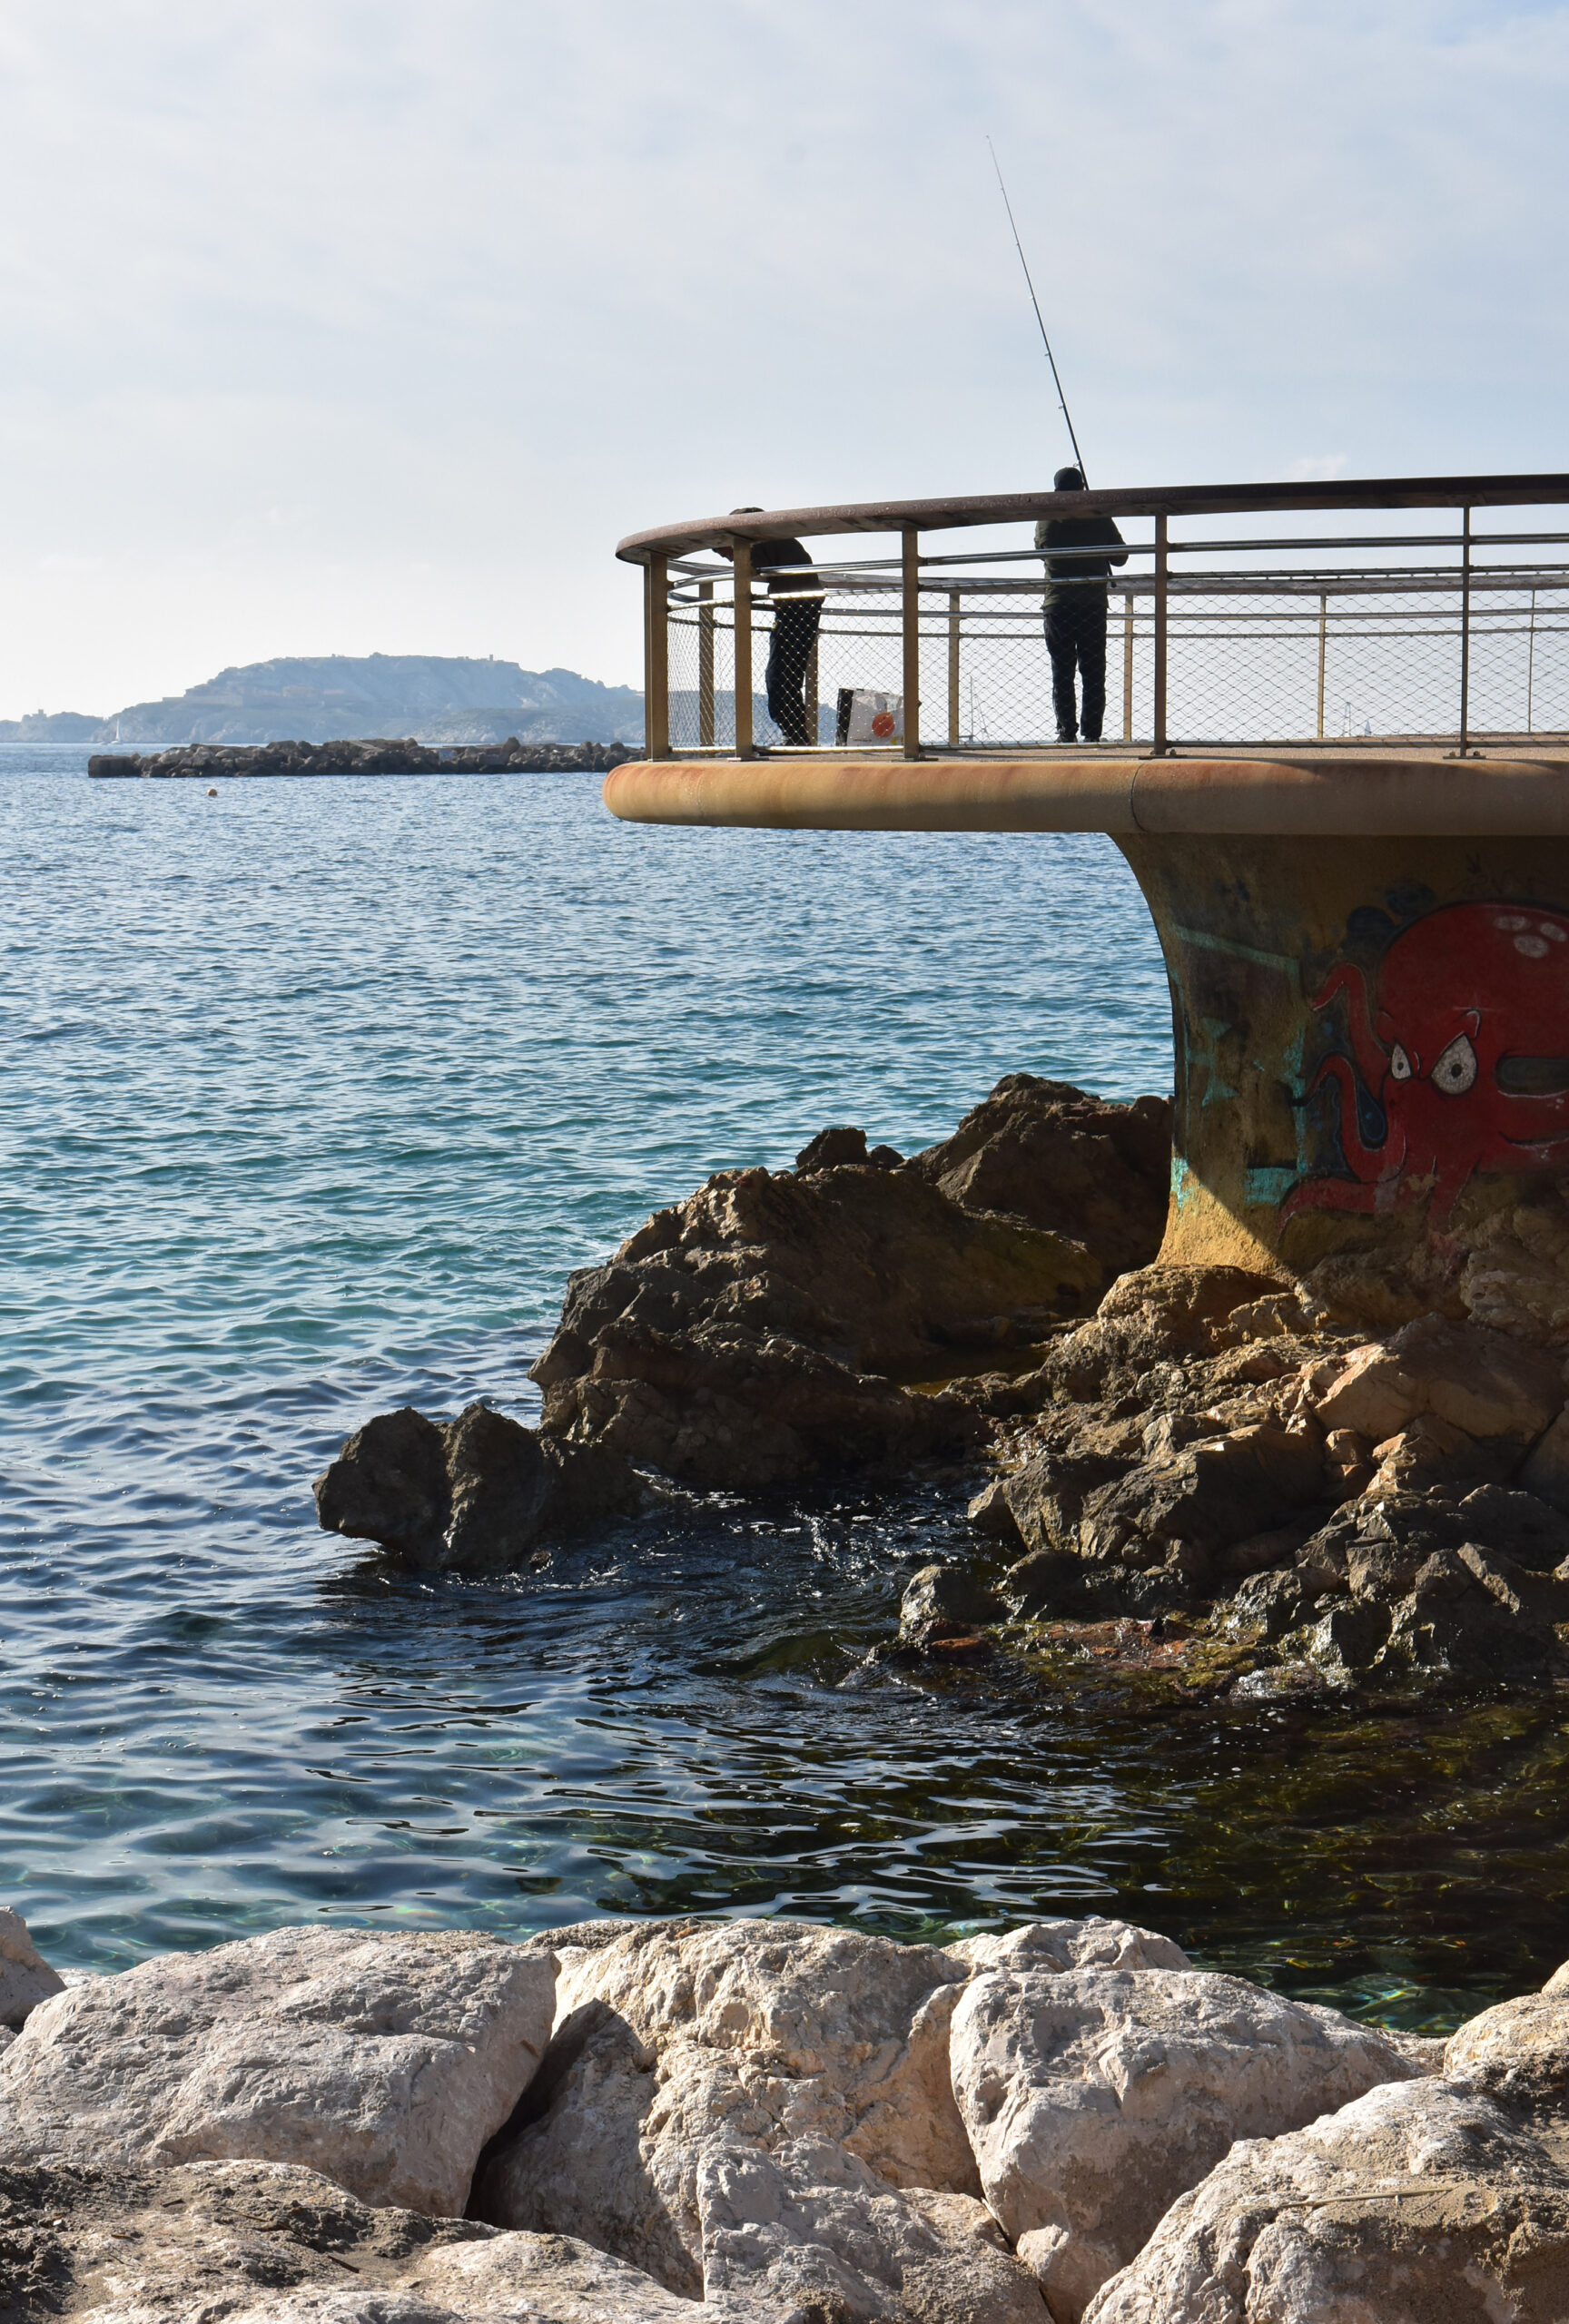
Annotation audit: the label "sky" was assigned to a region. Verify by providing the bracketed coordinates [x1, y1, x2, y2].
[1, 0, 1567, 717]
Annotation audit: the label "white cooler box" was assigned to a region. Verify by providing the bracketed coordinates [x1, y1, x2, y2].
[834, 688, 903, 745]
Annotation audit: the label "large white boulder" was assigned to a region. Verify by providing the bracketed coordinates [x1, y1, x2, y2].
[949, 1964, 1418, 2321]
[0, 1925, 556, 2217]
[949, 1917, 1190, 1978]
[480, 1917, 1050, 2318]
[1081, 2075, 1569, 2322]
[537, 1915, 982, 2193]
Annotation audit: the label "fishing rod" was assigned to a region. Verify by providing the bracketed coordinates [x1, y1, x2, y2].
[987, 136, 1088, 485]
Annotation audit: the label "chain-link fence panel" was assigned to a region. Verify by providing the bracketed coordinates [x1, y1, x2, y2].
[660, 552, 1569, 753]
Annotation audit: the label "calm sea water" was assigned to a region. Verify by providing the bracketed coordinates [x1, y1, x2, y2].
[4, 747, 1564, 2031]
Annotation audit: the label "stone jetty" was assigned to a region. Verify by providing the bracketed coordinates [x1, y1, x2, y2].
[88, 738, 637, 778]
[4, 1903, 1567, 2319]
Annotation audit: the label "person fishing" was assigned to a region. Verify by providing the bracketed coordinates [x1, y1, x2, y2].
[1036, 468, 1127, 743]
[716, 510, 824, 747]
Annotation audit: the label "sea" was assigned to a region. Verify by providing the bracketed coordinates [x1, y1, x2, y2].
[4, 744, 1563, 2033]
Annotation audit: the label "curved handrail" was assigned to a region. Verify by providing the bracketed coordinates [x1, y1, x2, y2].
[617, 473, 1569, 564]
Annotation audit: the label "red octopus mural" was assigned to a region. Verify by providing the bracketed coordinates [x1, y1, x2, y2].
[1286, 900, 1569, 1221]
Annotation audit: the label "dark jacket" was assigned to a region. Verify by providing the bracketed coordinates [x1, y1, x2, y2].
[1033, 512, 1128, 608]
[752, 537, 824, 598]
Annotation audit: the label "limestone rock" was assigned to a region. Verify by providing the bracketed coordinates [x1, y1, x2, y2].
[0, 1906, 64, 2029]
[313, 1402, 640, 1571]
[0, 2156, 743, 2322]
[696, 2142, 1049, 2322]
[1310, 1313, 1563, 1445]
[539, 1917, 981, 2197]
[1081, 2075, 1569, 2323]
[479, 2019, 1044, 2321]
[0, 1925, 556, 2217]
[475, 1918, 1041, 2314]
[948, 1964, 1418, 2322]
[910, 1075, 1171, 1282]
[1445, 1981, 1569, 2115]
[948, 1917, 1190, 1976]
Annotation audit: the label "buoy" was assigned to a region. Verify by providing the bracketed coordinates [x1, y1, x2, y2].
[207, 787, 218, 797]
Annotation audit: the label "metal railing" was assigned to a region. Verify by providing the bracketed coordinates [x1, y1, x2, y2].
[616, 475, 1569, 760]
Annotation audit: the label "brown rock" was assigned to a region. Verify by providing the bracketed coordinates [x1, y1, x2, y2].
[1311, 1314, 1564, 1445]
[314, 1402, 642, 1571]
[1076, 1422, 1325, 1570]
[528, 1160, 1101, 1486]
[910, 1074, 1171, 1281]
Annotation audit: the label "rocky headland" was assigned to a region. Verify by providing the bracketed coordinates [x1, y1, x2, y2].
[5, 1900, 1569, 2319]
[314, 1071, 1569, 1705]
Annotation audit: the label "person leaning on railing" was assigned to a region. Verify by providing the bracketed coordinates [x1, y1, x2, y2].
[1035, 465, 1128, 744]
[718, 508, 825, 746]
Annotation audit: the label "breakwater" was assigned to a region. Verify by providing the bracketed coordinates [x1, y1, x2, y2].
[87, 737, 640, 778]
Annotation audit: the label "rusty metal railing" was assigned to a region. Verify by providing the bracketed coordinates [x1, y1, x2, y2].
[617, 475, 1569, 762]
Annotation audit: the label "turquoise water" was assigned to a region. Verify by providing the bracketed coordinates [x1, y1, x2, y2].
[3, 748, 1564, 2031]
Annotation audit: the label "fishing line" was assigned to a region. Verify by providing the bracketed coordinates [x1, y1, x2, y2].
[987, 136, 1088, 483]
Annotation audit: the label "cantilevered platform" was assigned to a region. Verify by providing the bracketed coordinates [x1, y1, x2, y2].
[606, 750, 1569, 839]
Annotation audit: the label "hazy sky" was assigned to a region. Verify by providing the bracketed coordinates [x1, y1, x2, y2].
[2, 0, 1567, 716]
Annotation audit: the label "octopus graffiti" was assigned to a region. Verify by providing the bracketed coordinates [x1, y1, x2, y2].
[1287, 901, 1569, 1223]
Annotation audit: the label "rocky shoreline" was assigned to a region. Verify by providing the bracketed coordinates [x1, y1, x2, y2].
[88, 739, 639, 779]
[4, 1901, 1568, 2319]
[315, 1072, 1569, 1706]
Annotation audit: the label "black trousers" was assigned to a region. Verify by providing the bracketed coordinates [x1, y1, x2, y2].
[766, 597, 823, 746]
[1044, 591, 1109, 741]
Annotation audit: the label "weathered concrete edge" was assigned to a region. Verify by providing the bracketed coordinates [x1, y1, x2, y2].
[603, 753, 1569, 838]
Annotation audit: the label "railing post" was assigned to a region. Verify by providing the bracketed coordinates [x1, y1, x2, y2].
[1458, 505, 1472, 753]
[1528, 586, 1537, 735]
[733, 538, 754, 757]
[804, 632, 820, 749]
[1153, 514, 1169, 753]
[947, 590, 961, 746]
[1317, 593, 1327, 741]
[1122, 596, 1133, 742]
[902, 528, 922, 759]
[698, 580, 715, 747]
[646, 552, 670, 760]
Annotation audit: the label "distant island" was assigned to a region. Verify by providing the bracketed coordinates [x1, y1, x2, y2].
[0, 653, 645, 749]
